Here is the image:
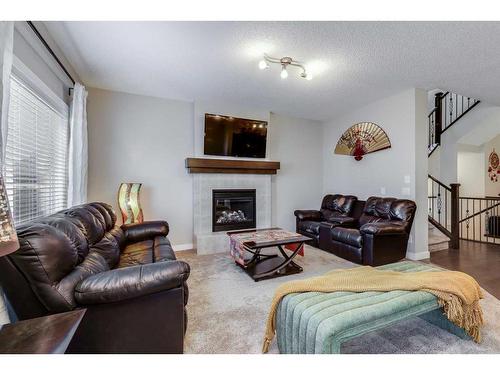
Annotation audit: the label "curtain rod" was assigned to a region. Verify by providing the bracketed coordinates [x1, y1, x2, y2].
[26, 21, 76, 90]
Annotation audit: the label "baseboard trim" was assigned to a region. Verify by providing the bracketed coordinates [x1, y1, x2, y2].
[173, 243, 195, 252]
[406, 250, 430, 261]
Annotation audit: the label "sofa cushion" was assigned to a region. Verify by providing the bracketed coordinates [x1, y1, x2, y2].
[325, 215, 357, 226]
[331, 227, 363, 248]
[321, 194, 357, 214]
[118, 240, 154, 268]
[359, 197, 417, 231]
[36, 215, 89, 263]
[90, 227, 124, 269]
[364, 197, 394, 218]
[299, 221, 322, 235]
[154, 237, 177, 262]
[56, 252, 110, 307]
[320, 209, 343, 222]
[390, 199, 417, 223]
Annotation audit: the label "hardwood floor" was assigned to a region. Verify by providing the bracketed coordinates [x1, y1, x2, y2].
[429, 240, 500, 299]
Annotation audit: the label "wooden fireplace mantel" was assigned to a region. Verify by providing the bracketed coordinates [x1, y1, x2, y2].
[185, 157, 280, 174]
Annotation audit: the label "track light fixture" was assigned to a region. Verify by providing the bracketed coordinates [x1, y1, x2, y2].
[258, 54, 312, 80]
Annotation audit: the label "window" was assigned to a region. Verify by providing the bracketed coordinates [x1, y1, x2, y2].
[4, 73, 69, 225]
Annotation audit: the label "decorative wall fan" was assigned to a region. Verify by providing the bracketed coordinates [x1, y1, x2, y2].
[334, 122, 391, 161]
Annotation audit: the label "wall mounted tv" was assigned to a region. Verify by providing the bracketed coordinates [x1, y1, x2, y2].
[204, 113, 268, 158]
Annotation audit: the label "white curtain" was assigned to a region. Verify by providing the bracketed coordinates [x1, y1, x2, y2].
[67, 82, 88, 206]
[0, 21, 14, 326]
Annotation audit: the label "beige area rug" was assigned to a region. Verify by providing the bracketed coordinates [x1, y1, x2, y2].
[177, 245, 500, 354]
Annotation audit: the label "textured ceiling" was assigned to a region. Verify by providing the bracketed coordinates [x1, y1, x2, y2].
[44, 21, 500, 121]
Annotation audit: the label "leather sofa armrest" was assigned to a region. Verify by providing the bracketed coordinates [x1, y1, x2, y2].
[121, 220, 169, 242]
[327, 216, 358, 227]
[360, 221, 407, 235]
[74, 260, 190, 305]
[294, 210, 322, 221]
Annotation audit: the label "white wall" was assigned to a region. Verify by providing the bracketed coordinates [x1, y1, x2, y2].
[13, 22, 77, 103]
[457, 145, 485, 197]
[429, 103, 500, 186]
[268, 113, 324, 231]
[322, 89, 429, 260]
[87, 88, 194, 248]
[428, 147, 440, 179]
[86, 90, 325, 248]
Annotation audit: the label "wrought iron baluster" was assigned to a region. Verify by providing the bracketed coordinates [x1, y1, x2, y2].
[449, 94, 453, 127]
[437, 186, 442, 224]
[466, 199, 470, 240]
[472, 199, 476, 241]
[485, 205, 490, 242]
[492, 206, 499, 243]
[431, 115, 434, 145]
[445, 189, 448, 230]
[431, 180, 435, 218]
[460, 198, 463, 239]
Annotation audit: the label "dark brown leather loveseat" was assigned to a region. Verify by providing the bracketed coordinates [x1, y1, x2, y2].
[0, 202, 189, 354]
[294, 194, 364, 246]
[322, 197, 417, 266]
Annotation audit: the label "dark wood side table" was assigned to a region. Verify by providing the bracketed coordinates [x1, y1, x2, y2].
[0, 309, 86, 354]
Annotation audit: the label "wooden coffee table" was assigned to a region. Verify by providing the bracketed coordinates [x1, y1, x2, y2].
[227, 228, 310, 282]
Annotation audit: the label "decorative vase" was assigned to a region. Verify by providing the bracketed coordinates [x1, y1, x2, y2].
[118, 183, 144, 224]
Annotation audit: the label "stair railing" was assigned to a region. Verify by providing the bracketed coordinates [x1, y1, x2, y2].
[459, 196, 500, 244]
[428, 174, 460, 248]
[428, 92, 480, 156]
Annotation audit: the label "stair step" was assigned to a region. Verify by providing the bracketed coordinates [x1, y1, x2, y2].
[429, 239, 450, 252]
[428, 221, 450, 252]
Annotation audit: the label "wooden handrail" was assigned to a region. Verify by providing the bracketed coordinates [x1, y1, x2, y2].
[459, 200, 500, 223]
[428, 216, 452, 238]
[459, 196, 500, 201]
[427, 175, 460, 248]
[428, 174, 451, 191]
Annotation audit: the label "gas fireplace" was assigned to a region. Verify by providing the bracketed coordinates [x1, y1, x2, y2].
[212, 189, 256, 232]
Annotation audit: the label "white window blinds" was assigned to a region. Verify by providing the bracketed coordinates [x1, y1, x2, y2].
[4, 75, 69, 225]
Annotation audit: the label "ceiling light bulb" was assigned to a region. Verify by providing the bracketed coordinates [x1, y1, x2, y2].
[258, 60, 269, 70]
[280, 66, 288, 79]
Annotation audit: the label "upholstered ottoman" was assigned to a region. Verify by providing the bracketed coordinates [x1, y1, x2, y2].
[275, 261, 470, 354]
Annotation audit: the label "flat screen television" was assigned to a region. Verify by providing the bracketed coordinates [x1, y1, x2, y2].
[204, 113, 268, 158]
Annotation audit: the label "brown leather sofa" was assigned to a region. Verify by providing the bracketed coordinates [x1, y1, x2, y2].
[321, 197, 417, 266]
[294, 194, 364, 246]
[0, 202, 189, 354]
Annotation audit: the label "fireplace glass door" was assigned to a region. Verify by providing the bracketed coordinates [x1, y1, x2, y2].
[212, 189, 256, 232]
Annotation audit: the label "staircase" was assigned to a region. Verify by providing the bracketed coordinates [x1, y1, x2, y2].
[428, 91, 480, 156]
[428, 222, 450, 252]
[427, 90, 481, 249]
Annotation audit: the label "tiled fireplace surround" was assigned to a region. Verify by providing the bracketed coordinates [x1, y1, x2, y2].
[193, 173, 272, 254]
